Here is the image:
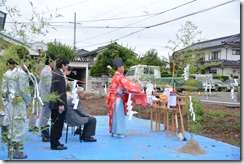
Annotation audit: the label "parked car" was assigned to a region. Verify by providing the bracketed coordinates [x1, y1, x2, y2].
[202, 81, 217, 91]
[225, 79, 238, 91]
[126, 65, 161, 88]
[225, 79, 238, 87]
[212, 79, 231, 92]
[194, 74, 216, 91]
[176, 78, 203, 92]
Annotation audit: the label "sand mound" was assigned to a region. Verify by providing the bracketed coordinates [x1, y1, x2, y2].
[178, 139, 206, 155]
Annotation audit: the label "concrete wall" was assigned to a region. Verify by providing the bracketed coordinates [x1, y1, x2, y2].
[69, 61, 88, 90]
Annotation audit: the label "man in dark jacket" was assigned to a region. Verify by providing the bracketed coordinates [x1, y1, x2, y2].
[49, 56, 69, 150]
[66, 87, 97, 142]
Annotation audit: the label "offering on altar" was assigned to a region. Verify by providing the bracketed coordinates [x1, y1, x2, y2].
[164, 85, 173, 97]
[168, 91, 177, 108]
[159, 93, 168, 101]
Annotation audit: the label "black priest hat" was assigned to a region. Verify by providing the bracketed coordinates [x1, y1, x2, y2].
[112, 57, 123, 70]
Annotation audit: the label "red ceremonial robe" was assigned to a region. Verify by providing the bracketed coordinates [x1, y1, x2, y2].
[106, 72, 149, 133]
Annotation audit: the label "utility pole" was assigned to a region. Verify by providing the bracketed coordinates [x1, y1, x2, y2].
[73, 12, 76, 50]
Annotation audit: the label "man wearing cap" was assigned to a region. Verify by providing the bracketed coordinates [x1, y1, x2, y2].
[66, 87, 97, 142]
[106, 57, 149, 138]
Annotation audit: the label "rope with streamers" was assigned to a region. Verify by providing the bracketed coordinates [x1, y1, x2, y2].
[24, 64, 43, 115]
[50, 70, 86, 84]
[189, 96, 195, 121]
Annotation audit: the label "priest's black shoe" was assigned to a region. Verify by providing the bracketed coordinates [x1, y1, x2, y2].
[82, 137, 97, 142]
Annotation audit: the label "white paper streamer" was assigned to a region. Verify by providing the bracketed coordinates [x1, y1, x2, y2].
[73, 98, 79, 109]
[183, 64, 189, 81]
[72, 80, 77, 89]
[104, 84, 107, 94]
[189, 96, 195, 121]
[231, 87, 235, 100]
[70, 81, 80, 109]
[126, 93, 138, 120]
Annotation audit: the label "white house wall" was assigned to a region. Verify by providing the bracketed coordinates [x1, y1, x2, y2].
[229, 49, 240, 60]
[207, 67, 238, 76]
[223, 67, 236, 76]
[222, 48, 239, 60]
[221, 49, 228, 59]
[204, 48, 240, 61]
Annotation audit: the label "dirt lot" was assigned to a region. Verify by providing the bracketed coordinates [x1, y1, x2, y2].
[82, 93, 240, 147]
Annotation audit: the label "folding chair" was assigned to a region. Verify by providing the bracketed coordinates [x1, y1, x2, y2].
[65, 123, 83, 143]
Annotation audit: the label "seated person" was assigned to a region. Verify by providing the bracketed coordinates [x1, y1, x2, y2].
[66, 87, 97, 142]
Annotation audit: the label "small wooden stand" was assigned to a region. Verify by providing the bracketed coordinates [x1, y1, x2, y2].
[150, 100, 166, 132]
[176, 95, 187, 139]
[150, 95, 188, 140]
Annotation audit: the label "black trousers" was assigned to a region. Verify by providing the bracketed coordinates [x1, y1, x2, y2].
[83, 117, 96, 138]
[50, 108, 66, 148]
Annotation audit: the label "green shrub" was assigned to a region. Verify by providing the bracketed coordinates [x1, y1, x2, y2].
[213, 75, 229, 82]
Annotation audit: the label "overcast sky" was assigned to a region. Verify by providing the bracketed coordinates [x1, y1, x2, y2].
[2, 0, 241, 59]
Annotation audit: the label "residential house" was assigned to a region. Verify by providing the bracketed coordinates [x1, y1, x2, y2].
[73, 42, 137, 91]
[68, 48, 90, 90]
[74, 43, 118, 91]
[172, 33, 240, 77]
[0, 32, 39, 56]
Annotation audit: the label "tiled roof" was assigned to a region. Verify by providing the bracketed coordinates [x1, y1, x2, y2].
[204, 59, 240, 68]
[76, 48, 89, 56]
[0, 32, 39, 55]
[182, 33, 240, 51]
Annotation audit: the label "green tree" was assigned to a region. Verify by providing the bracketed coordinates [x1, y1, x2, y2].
[139, 49, 162, 66]
[90, 43, 139, 77]
[0, 1, 62, 159]
[46, 42, 76, 61]
[139, 49, 169, 77]
[166, 21, 205, 76]
[1, 0, 62, 43]
[0, 44, 30, 87]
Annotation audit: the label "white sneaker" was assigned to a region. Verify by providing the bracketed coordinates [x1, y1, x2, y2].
[118, 134, 125, 138]
[112, 133, 125, 138]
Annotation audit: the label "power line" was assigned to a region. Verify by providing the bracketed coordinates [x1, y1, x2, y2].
[108, 0, 161, 19]
[76, 0, 197, 43]
[117, 0, 238, 40]
[4, 0, 195, 25]
[77, 0, 238, 49]
[76, 0, 161, 22]
[5, 21, 147, 28]
[93, 0, 139, 18]
[147, 0, 238, 29]
[45, 0, 90, 13]
[5, 0, 194, 25]
[76, 14, 156, 23]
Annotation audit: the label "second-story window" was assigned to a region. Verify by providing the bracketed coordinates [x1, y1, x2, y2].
[144, 67, 149, 74]
[232, 49, 240, 55]
[211, 51, 220, 60]
[209, 69, 217, 74]
[198, 56, 205, 62]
